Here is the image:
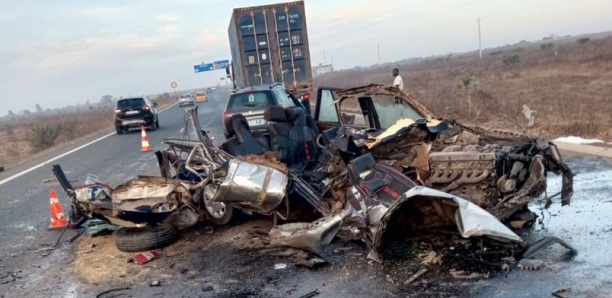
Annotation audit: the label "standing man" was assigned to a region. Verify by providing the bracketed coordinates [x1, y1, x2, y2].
[392, 68, 404, 90]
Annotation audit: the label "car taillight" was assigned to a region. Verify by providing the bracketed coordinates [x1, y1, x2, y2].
[222, 111, 231, 122]
[301, 93, 310, 101]
[144, 105, 150, 111]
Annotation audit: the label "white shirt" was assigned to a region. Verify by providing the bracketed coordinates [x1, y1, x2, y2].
[393, 75, 404, 90]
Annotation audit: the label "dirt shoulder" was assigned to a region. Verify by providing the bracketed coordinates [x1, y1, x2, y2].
[554, 142, 612, 159]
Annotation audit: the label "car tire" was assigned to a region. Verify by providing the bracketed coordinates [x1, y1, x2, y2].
[115, 126, 123, 135]
[114, 224, 178, 252]
[203, 192, 234, 226]
[155, 120, 160, 129]
[149, 121, 157, 131]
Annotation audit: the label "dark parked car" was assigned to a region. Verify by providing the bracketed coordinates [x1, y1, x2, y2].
[114, 96, 159, 134]
[222, 83, 310, 139]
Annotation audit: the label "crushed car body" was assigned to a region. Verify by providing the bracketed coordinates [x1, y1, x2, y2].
[54, 85, 576, 265]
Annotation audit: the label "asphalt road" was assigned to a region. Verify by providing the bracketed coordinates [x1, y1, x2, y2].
[0, 88, 230, 297]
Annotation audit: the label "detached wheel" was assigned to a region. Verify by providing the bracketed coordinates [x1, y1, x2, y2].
[114, 224, 178, 252]
[203, 193, 233, 226]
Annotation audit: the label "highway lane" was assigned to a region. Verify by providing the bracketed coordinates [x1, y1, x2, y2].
[0, 88, 229, 296]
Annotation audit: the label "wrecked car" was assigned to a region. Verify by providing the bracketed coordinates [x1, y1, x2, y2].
[152, 85, 574, 262]
[310, 84, 574, 225]
[53, 84, 576, 263]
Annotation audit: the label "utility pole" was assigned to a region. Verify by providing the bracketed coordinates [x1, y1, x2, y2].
[377, 43, 381, 64]
[477, 16, 482, 59]
[324, 50, 327, 65]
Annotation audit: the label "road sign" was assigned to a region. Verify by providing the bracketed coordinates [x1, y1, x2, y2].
[194, 59, 230, 73]
[213, 59, 230, 69]
[194, 63, 214, 73]
[170, 81, 177, 89]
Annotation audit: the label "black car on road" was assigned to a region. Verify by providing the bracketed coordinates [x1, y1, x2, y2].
[114, 96, 160, 134]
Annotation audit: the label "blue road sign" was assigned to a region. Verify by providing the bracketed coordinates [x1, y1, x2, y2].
[213, 59, 230, 69]
[194, 59, 230, 73]
[194, 63, 214, 73]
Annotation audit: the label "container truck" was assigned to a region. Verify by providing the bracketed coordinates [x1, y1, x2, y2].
[227, 1, 313, 100]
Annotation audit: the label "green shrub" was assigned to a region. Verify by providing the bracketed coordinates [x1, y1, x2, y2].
[27, 123, 63, 152]
[578, 37, 590, 44]
[502, 54, 521, 66]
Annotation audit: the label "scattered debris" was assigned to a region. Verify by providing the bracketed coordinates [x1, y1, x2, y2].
[68, 229, 86, 243]
[42, 178, 57, 184]
[130, 251, 160, 265]
[201, 284, 214, 292]
[418, 251, 443, 266]
[297, 289, 320, 298]
[521, 236, 577, 259]
[288, 252, 327, 268]
[0, 272, 19, 284]
[404, 268, 428, 285]
[518, 259, 545, 271]
[269, 209, 351, 254]
[95, 287, 131, 298]
[82, 219, 119, 237]
[274, 263, 288, 270]
[449, 269, 490, 280]
[150, 280, 161, 287]
[552, 288, 572, 298]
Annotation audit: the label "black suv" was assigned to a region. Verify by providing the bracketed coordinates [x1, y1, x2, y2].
[222, 84, 309, 138]
[114, 96, 160, 134]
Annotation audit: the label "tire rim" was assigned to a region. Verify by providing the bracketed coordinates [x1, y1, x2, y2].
[203, 194, 226, 219]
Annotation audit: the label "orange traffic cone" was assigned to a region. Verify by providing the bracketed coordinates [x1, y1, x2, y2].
[49, 189, 68, 229]
[141, 125, 152, 152]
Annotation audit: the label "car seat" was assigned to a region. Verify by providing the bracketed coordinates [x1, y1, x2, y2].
[264, 105, 294, 164]
[221, 114, 269, 156]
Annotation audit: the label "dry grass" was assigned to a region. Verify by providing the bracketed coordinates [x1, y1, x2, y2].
[314, 35, 612, 141]
[0, 95, 176, 168]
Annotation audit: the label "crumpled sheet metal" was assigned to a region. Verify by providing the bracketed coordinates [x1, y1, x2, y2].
[269, 209, 352, 254]
[74, 183, 113, 212]
[336, 84, 437, 121]
[112, 177, 184, 216]
[213, 159, 289, 213]
[368, 186, 523, 262]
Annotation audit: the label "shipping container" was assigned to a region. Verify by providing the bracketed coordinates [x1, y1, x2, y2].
[228, 1, 312, 94]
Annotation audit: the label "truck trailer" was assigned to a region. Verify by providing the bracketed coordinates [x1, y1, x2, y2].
[227, 1, 313, 99]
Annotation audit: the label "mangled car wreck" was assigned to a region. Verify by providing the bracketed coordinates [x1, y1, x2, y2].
[53, 84, 576, 269]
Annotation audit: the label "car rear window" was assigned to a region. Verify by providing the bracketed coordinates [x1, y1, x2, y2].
[117, 98, 145, 109]
[227, 92, 274, 112]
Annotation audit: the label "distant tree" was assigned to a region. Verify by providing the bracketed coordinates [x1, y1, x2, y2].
[35, 103, 43, 113]
[540, 43, 554, 50]
[502, 54, 521, 66]
[7, 110, 15, 117]
[22, 109, 31, 116]
[577, 37, 590, 44]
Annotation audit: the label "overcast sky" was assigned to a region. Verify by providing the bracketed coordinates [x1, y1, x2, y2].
[0, 0, 610, 115]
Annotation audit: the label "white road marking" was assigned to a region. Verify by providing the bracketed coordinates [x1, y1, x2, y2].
[0, 103, 177, 187]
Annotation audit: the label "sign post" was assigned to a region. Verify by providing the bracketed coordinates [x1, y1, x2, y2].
[194, 59, 230, 73]
[170, 81, 177, 96]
